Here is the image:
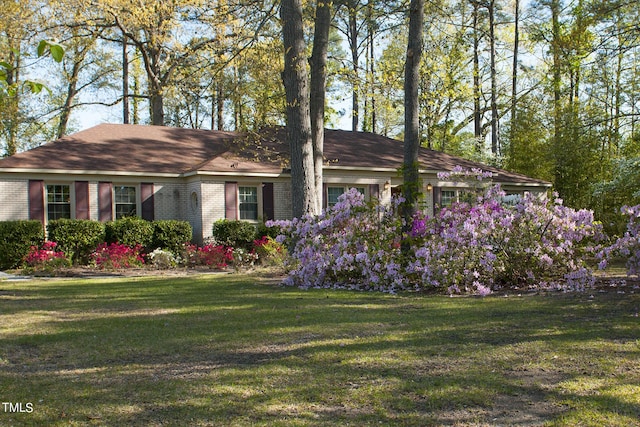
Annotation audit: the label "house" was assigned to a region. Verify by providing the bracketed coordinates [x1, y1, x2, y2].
[0, 124, 551, 244]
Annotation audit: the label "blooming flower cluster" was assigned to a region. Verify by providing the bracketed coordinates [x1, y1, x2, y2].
[24, 241, 70, 269]
[148, 248, 179, 269]
[597, 205, 640, 276]
[269, 188, 405, 292]
[269, 173, 609, 295]
[182, 243, 234, 269]
[92, 242, 145, 269]
[407, 187, 604, 293]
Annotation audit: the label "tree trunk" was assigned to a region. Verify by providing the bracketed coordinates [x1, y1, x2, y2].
[57, 58, 81, 139]
[510, 0, 519, 159]
[281, 0, 319, 218]
[348, 2, 359, 131]
[402, 0, 425, 222]
[488, 0, 499, 155]
[217, 81, 224, 130]
[472, 0, 482, 152]
[310, 0, 332, 212]
[123, 35, 130, 125]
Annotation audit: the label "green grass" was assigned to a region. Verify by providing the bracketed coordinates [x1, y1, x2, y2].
[1, 273, 639, 426]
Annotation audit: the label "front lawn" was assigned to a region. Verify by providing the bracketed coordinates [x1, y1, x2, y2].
[1, 273, 638, 426]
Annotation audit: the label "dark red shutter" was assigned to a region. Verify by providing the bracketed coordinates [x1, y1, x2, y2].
[262, 182, 274, 220]
[141, 183, 154, 221]
[322, 183, 327, 209]
[369, 183, 379, 201]
[74, 181, 90, 220]
[98, 182, 113, 222]
[28, 180, 45, 224]
[225, 182, 238, 220]
[433, 186, 442, 208]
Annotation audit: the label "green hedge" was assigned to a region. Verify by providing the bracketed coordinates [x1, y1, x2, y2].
[47, 219, 105, 264]
[0, 221, 44, 270]
[151, 220, 192, 253]
[212, 219, 257, 249]
[105, 217, 154, 249]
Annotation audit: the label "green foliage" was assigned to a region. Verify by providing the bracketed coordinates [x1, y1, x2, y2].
[47, 219, 105, 264]
[253, 236, 287, 267]
[212, 219, 257, 249]
[255, 221, 282, 240]
[592, 157, 640, 235]
[504, 96, 555, 183]
[105, 217, 154, 249]
[36, 40, 65, 63]
[0, 220, 44, 270]
[151, 220, 192, 253]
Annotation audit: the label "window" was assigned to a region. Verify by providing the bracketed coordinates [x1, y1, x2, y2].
[327, 187, 344, 207]
[327, 186, 366, 207]
[46, 185, 71, 220]
[239, 186, 258, 220]
[440, 190, 457, 207]
[115, 186, 137, 219]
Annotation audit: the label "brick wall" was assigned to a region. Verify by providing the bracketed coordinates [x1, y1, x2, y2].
[0, 179, 29, 221]
[274, 181, 292, 220]
[186, 181, 203, 244]
[200, 181, 225, 243]
[153, 182, 187, 220]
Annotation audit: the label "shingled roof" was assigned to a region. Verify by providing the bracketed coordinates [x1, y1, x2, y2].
[0, 124, 549, 185]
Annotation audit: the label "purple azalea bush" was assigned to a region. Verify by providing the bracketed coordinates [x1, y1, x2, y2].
[269, 169, 637, 295]
[269, 189, 404, 291]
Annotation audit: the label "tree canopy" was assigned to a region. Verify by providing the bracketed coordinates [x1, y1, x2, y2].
[2, 0, 639, 222]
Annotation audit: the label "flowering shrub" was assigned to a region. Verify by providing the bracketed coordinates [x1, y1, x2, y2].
[92, 242, 145, 270]
[231, 248, 259, 270]
[148, 248, 179, 269]
[407, 187, 604, 293]
[23, 241, 71, 271]
[182, 243, 233, 269]
[597, 205, 640, 276]
[269, 188, 405, 291]
[253, 236, 287, 266]
[269, 173, 606, 295]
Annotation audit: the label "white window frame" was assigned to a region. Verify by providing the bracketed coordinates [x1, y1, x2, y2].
[326, 186, 366, 207]
[238, 185, 259, 220]
[114, 185, 139, 219]
[440, 189, 457, 207]
[46, 183, 73, 221]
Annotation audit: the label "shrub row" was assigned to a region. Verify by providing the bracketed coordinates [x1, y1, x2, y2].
[1, 217, 281, 270]
[0, 218, 193, 269]
[0, 221, 44, 269]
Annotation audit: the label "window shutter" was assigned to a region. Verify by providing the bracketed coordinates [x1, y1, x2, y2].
[74, 181, 90, 220]
[28, 180, 45, 224]
[433, 186, 441, 207]
[98, 182, 113, 222]
[369, 183, 380, 200]
[141, 183, 154, 221]
[322, 183, 327, 209]
[262, 182, 274, 220]
[225, 182, 238, 220]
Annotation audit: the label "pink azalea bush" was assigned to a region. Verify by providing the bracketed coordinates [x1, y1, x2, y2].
[182, 243, 233, 269]
[597, 205, 640, 276]
[24, 241, 70, 270]
[269, 172, 607, 294]
[92, 242, 145, 269]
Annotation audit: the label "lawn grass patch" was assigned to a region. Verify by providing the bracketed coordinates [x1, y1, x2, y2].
[1, 273, 639, 426]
